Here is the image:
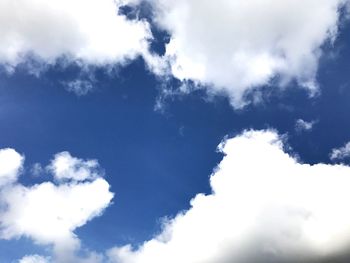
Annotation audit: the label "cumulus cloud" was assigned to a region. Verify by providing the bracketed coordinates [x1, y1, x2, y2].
[0, 149, 114, 263]
[108, 130, 350, 263]
[0, 0, 152, 70]
[295, 119, 316, 133]
[1, 0, 347, 105]
[1, 179, 113, 256]
[330, 141, 350, 160]
[0, 148, 24, 186]
[47, 151, 102, 182]
[150, 0, 348, 107]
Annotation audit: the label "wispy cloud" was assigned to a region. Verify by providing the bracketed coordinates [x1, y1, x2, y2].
[63, 80, 95, 96]
[295, 119, 317, 133]
[330, 141, 350, 161]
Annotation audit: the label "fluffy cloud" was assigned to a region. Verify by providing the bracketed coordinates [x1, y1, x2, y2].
[0, 148, 24, 186]
[108, 130, 350, 263]
[0, 0, 152, 70]
[19, 255, 50, 263]
[47, 151, 101, 182]
[151, 0, 348, 107]
[1, 179, 113, 255]
[0, 149, 114, 262]
[330, 141, 350, 160]
[1, 0, 347, 106]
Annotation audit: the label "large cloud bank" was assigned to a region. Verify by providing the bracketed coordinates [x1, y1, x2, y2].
[108, 130, 350, 263]
[0, 149, 114, 263]
[151, 0, 349, 107]
[0, 0, 348, 106]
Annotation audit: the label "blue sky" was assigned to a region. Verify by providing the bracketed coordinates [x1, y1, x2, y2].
[1, 1, 350, 262]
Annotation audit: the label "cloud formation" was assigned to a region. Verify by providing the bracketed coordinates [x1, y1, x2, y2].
[108, 130, 350, 263]
[0, 148, 24, 186]
[63, 80, 95, 96]
[330, 141, 350, 160]
[0, 149, 114, 263]
[0, 0, 151, 70]
[151, 0, 348, 107]
[295, 119, 316, 133]
[47, 151, 101, 182]
[19, 255, 50, 263]
[0, 0, 348, 107]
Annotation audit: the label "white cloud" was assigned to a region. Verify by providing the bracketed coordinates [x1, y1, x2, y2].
[0, 148, 24, 187]
[150, 0, 348, 107]
[19, 255, 50, 263]
[295, 119, 316, 133]
[47, 151, 101, 182]
[1, 0, 346, 106]
[108, 130, 350, 263]
[0, 149, 114, 263]
[0, 179, 113, 255]
[0, 0, 152, 69]
[64, 80, 95, 96]
[330, 141, 350, 160]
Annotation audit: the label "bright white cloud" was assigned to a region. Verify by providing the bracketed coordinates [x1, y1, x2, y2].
[330, 141, 350, 160]
[0, 149, 114, 263]
[19, 255, 50, 263]
[0, 148, 24, 186]
[108, 130, 350, 263]
[0, 0, 152, 70]
[151, 0, 348, 107]
[1, 0, 346, 106]
[0, 179, 113, 253]
[295, 119, 316, 133]
[47, 151, 101, 182]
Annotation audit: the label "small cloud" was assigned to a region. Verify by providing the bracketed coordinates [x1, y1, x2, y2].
[30, 163, 44, 177]
[19, 254, 50, 263]
[63, 79, 95, 96]
[179, 126, 185, 137]
[46, 151, 103, 182]
[0, 148, 24, 187]
[330, 141, 350, 161]
[295, 119, 316, 133]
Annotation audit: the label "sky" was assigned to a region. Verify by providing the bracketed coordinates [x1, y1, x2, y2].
[1, 0, 350, 262]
